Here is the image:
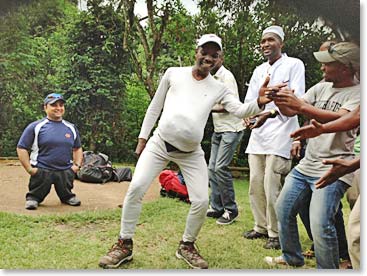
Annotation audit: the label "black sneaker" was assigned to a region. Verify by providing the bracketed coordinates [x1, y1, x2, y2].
[263, 237, 281, 249]
[206, 207, 223, 218]
[216, 210, 238, 225]
[99, 238, 133, 269]
[243, 229, 268, 239]
[176, 241, 208, 269]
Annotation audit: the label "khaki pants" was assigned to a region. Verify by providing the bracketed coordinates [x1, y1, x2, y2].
[248, 154, 291, 237]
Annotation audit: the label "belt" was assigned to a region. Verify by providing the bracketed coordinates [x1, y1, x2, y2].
[164, 141, 193, 154]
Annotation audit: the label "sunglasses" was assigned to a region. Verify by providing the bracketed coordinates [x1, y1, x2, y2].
[47, 94, 63, 99]
[327, 43, 339, 55]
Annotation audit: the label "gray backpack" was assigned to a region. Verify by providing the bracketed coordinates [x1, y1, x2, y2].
[77, 151, 114, 183]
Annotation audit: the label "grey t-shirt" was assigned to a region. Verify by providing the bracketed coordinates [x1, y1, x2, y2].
[296, 82, 360, 185]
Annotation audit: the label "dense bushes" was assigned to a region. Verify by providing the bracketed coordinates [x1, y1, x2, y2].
[0, 0, 333, 166]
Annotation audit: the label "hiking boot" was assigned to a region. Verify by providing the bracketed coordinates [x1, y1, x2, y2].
[243, 229, 268, 239]
[216, 210, 238, 225]
[263, 237, 281, 250]
[99, 238, 133, 269]
[25, 200, 38, 210]
[206, 207, 223, 218]
[62, 196, 81, 206]
[176, 241, 208, 269]
[264, 255, 288, 266]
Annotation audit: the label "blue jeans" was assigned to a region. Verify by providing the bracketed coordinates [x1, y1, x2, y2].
[276, 168, 349, 268]
[208, 131, 243, 214]
[299, 200, 350, 260]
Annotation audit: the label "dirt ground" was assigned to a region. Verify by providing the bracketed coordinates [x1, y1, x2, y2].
[0, 160, 160, 216]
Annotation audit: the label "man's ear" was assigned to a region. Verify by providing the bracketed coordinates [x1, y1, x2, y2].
[194, 48, 199, 59]
[342, 64, 356, 77]
[279, 41, 284, 49]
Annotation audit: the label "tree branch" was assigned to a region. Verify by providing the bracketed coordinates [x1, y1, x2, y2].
[147, 0, 156, 35]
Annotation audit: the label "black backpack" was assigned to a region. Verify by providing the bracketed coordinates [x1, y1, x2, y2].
[77, 151, 114, 183]
[113, 167, 133, 182]
[77, 151, 133, 184]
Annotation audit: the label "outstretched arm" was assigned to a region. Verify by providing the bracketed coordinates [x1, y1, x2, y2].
[291, 106, 360, 140]
[243, 77, 289, 129]
[243, 109, 278, 129]
[270, 89, 348, 122]
[315, 158, 360, 189]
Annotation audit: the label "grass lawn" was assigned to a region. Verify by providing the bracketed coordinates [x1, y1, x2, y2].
[0, 178, 350, 269]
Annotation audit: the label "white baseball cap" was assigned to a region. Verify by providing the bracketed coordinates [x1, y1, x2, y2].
[197, 34, 222, 50]
[262, 25, 285, 41]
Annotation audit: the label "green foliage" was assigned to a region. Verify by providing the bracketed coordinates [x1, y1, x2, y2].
[0, 0, 348, 166]
[119, 76, 151, 162]
[197, 0, 332, 98]
[196, 0, 333, 165]
[0, 0, 132, 160]
[0, 0, 73, 156]
[58, 0, 131, 159]
[159, 5, 197, 68]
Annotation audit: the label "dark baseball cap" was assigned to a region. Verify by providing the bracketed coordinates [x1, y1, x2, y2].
[44, 93, 66, 105]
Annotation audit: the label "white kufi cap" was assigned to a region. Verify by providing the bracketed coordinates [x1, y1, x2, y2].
[262, 25, 285, 41]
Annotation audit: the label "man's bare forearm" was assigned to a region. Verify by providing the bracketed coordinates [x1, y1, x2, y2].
[299, 103, 346, 123]
[319, 106, 360, 133]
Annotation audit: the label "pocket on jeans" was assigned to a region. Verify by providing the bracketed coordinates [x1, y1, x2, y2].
[273, 156, 292, 175]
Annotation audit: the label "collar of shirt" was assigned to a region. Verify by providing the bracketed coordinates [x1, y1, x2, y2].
[213, 65, 225, 80]
[266, 53, 288, 77]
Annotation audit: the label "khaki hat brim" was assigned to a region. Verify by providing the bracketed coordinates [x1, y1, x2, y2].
[313, 51, 336, 63]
